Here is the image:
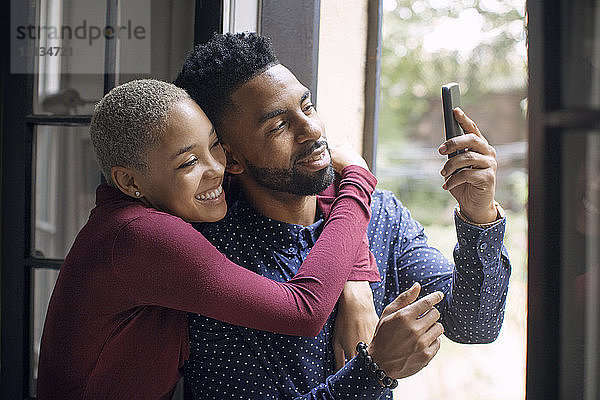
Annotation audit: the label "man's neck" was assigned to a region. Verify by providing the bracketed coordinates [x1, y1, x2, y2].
[239, 178, 318, 226]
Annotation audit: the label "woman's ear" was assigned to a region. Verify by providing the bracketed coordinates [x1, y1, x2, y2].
[111, 166, 144, 199]
[221, 143, 244, 175]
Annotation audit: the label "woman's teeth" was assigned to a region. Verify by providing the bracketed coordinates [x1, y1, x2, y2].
[196, 185, 223, 201]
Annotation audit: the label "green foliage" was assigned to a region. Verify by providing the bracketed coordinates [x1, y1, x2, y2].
[379, 0, 527, 143]
[379, 176, 457, 226]
[377, 0, 527, 227]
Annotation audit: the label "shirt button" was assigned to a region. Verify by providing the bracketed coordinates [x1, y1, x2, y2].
[479, 242, 488, 251]
[459, 238, 467, 246]
[288, 247, 295, 253]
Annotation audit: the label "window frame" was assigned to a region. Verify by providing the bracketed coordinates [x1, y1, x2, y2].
[0, 1, 224, 398]
[527, 0, 600, 398]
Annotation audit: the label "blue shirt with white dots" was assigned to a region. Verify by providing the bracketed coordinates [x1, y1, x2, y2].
[184, 189, 511, 399]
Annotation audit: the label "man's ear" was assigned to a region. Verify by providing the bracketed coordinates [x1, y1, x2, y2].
[221, 143, 244, 175]
[111, 166, 144, 199]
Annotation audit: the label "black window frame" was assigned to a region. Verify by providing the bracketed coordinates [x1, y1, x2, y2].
[527, 0, 600, 399]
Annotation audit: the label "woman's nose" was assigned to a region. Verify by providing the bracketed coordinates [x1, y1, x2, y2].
[203, 155, 225, 179]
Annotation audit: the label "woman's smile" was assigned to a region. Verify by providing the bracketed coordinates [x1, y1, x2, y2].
[195, 185, 224, 202]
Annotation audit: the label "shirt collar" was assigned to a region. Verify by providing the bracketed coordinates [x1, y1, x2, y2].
[228, 195, 324, 254]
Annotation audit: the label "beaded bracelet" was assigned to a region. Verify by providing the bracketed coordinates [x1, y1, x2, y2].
[356, 342, 398, 389]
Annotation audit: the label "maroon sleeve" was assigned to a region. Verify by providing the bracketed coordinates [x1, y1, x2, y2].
[112, 165, 377, 337]
[318, 174, 380, 282]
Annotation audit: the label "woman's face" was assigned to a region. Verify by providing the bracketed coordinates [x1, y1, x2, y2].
[136, 99, 227, 223]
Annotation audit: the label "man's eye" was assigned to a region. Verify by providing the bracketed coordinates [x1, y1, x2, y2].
[178, 157, 198, 169]
[270, 121, 287, 133]
[303, 103, 315, 113]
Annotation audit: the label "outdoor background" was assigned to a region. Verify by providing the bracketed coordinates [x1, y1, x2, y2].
[376, 1, 528, 399]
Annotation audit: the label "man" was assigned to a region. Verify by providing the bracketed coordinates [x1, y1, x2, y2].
[175, 32, 510, 399]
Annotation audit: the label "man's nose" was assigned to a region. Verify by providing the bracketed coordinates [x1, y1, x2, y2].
[295, 114, 322, 143]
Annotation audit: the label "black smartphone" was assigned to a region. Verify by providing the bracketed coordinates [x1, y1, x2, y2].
[441, 82, 464, 158]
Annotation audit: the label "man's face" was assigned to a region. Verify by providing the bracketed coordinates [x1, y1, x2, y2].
[221, 64, 334, 195]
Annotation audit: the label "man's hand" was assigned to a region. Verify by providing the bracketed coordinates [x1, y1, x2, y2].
[332, 281, 379, 370]
[367, 282, 444, 379]
[438, 108, 498, 224]
[329, 143, 370, 174]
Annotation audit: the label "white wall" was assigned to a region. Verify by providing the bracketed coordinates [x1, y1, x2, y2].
[317, 1, 369, 152]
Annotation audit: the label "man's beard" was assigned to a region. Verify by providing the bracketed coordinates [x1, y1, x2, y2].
[245, 143, 335, 196]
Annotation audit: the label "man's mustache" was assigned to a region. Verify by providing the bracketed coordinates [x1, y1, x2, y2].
[294, 139, 329, 163]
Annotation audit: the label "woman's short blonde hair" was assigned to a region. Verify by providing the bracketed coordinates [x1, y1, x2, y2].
[90, 79, 190, 186]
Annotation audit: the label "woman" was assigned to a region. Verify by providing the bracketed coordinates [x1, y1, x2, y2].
[37, 79, 377, 399]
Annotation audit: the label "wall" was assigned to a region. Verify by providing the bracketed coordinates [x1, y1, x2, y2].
[317, 1, 368, 152]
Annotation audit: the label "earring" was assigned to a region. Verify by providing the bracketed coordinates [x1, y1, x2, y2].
[134, 191, 141, 197]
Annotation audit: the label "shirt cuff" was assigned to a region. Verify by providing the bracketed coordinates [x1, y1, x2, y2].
[454, 210, 507, 268]
[347, 269, 382, 282]
[324, 356, 389, 399]
[340, 165, 378, 196]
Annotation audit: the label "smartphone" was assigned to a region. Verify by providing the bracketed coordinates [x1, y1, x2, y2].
[441, 82, 464, 158]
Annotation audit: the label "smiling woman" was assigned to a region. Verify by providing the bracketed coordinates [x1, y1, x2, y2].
[35, 79, 380, 399]
[110, 99, 228, 223]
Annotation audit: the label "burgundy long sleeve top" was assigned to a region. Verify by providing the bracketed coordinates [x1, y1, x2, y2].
[36, 165, 377, 400]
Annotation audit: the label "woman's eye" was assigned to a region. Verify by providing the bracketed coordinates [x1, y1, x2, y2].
[210, 139, 221, 149]
[178, 157, 198, 169]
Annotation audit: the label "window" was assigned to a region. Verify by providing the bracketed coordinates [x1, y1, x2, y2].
[378, 1, 527, 398]
[527, 1, 600, 398]
[2, 0, 199, 397]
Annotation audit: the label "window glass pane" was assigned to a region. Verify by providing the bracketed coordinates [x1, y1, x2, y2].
[29, 268, 60, 398]
[378, 1, 528, 399]
[223, 0, 260, 33]
[34, 72, 104, 116]
[561, 131, 600, 400]
[32, 0, 107, 115]
[33, 125, 100, 259]
[561, 0, 600, 109]
[119, 0, 195, 84]
[31, 0, 194, 115]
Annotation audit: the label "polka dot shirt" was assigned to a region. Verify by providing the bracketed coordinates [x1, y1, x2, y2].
[185, 189, 511, 399]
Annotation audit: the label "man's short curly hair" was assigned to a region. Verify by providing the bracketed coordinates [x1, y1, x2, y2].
[90, 79, 190, 186]
[174, 32, 279, 132]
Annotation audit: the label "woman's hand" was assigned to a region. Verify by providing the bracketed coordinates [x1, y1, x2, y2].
[332, 281, 379, 370]
[329, 144, 370, 174]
